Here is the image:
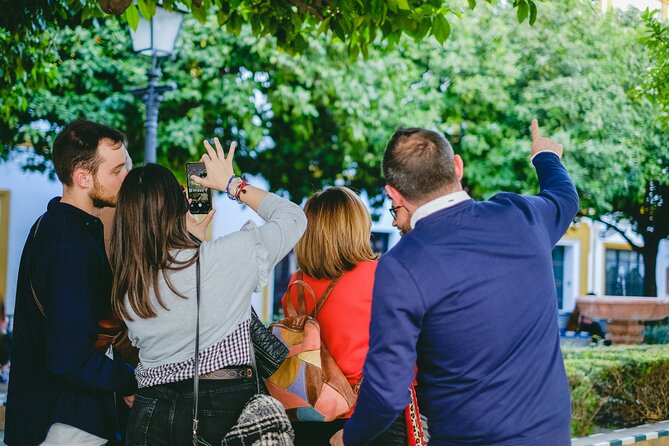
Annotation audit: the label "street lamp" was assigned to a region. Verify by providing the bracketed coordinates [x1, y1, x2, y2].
[129, 5, 184, 164]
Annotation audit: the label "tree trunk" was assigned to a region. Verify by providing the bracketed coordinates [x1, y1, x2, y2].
[641, 234, 660, 297]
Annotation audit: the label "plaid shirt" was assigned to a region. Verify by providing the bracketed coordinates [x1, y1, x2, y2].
[135, 319, 251, 388]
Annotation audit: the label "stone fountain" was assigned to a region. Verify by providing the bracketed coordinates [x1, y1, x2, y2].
[575, 295, 669, 344]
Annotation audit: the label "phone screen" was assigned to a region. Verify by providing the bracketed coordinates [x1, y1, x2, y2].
[186, 162, 211, 214]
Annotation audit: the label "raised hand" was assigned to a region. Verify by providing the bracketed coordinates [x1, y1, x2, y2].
[330, 430, 345, 446]
[190, 137, 237, 192]
[531, 119, 563, 159]
[185, 199, 215, 241]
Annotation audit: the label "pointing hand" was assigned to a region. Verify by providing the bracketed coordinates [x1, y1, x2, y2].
[530, 119, 563, 159]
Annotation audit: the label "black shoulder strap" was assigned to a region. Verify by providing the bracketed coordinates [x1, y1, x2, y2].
[192, 254, 201, 444]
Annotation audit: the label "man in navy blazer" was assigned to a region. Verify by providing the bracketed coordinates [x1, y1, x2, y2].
[332, 120, 578, 446]
[6, 119, 137, 445]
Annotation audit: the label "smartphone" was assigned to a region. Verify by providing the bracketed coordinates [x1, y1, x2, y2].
[186, 162, 212, 214]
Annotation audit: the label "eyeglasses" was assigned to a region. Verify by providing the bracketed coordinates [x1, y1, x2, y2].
[389, 205, 406, 219]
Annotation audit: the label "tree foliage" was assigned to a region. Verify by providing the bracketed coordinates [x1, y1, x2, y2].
[640, 9, 669, 123]
[1, 0, 667, 294]
[0, 0, 536, 128]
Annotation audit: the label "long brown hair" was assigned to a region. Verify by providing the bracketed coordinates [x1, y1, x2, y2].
[295, 186, 378, 280]
[110, 164, 200, 320]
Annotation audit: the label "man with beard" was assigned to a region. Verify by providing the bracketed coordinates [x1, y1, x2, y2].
[332, 120, 577, 446]
[6, 119, 137, 446]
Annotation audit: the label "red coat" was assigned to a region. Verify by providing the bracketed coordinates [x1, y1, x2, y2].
[282, 260, 377, 388]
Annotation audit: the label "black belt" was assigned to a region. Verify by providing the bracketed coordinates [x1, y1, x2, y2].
[200, 366, 253, 380]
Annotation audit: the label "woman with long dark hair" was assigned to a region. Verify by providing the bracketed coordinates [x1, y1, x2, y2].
[110, 139, 306, 445]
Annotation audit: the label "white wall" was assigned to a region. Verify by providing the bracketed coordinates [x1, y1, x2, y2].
[657, 239, 669, 299]
[0, 153, 61, 314]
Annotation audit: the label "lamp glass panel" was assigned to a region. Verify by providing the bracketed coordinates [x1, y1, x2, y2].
[130, 7, 183, 56]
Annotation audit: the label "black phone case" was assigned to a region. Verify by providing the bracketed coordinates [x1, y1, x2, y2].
[186, 162, 212, 214]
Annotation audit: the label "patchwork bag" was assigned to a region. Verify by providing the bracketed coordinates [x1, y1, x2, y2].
[265, 271, 357, 422]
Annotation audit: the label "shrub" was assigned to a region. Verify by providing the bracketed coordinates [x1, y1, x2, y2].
[563, 345, 669, 436]
[644, 322, 669, 344]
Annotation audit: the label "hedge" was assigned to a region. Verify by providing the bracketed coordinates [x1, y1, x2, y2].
[563, 344, 669, 436]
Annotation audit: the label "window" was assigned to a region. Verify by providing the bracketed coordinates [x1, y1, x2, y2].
[552, 246, 565, 309]
[605, 249, 644, 296]
[271, 251, 296, 321]
[370, 231, 390, 254]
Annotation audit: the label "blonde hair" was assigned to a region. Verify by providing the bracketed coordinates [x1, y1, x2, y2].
[295, 186, 378, 279]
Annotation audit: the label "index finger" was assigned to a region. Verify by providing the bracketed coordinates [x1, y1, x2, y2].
[203, 139, 217, 160]
[531, 119, 540, 141]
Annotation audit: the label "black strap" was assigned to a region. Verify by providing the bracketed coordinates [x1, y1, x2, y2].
[192, 256, 201, 444]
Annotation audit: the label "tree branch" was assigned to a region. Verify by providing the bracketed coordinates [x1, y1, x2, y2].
[593, 217, 643, 252]
[290, 0, 325, 20]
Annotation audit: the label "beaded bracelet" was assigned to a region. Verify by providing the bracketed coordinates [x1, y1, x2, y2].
[233, 177, 249, 203]
[225, 175, 249, 202]
[225, 175, 241, 200]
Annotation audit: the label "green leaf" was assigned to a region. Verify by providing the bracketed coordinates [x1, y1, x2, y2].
[332, 18, 346, 41]
[317, 15, 332, 34]
[293, 34, 308, 53]
[517, 0, 529, 23]
[413, 17, 431, 41]
[217, 10, 228, 27]
[124, 5, 140, 31]
[192, 5, 207, 24]
[529, 0, 537, 25]
[371, 0, 383, 18]
[138, 0, 152, 21]
[396, 0, 410, 10]
[229, 11, 243, 35]
[431, 14, 450, 44]
[468, 0, 477, 9]
[146, 0, 157, 17]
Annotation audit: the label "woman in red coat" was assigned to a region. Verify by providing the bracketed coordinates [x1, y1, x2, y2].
[282, 186, 420, 446]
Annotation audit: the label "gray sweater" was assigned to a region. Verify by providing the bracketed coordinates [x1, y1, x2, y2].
[124, 193, 307, 370]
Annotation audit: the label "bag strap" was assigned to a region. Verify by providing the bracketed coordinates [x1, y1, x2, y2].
[247, 319, 262, 395]
[283, 270, 317, 317]
[283, 270, 341, 317]
[192, 255, 201, 445]
[313, 276, 341, 317]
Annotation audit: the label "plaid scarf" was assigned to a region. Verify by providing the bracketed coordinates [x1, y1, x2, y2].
[221, 394, 294, 446]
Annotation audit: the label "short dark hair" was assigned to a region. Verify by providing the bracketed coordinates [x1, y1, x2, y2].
[52, 119, 126, 186]
[382, 127, 457, 202]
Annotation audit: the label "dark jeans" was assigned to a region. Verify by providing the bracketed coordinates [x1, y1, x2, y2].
[292, 412, 407, 446]
[126, 378, 256, 446]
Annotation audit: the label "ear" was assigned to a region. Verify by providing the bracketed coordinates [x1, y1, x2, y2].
[453, 154, 464, 181]
[385, 184, 405, 204]
[72, 167, 93, 190]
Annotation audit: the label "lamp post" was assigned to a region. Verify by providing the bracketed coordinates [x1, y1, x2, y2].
[129, 5, 184, 164]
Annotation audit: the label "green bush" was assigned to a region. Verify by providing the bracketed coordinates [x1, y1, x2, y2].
[563, 345, 669, 436]
[644, 322, 669, 344]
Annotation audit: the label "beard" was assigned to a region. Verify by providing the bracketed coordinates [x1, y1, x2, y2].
[90, 178, 117, 208]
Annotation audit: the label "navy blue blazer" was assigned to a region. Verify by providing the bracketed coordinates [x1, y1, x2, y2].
[6, 198, 136, 445]
[345, 153, 578, 446]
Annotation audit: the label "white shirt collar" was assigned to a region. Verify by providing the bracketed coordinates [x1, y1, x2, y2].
[410, 190, 471, 229]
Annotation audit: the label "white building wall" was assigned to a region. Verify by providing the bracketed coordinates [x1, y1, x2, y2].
[657, 239, 669, 299]
[0, 153, 61, 315]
